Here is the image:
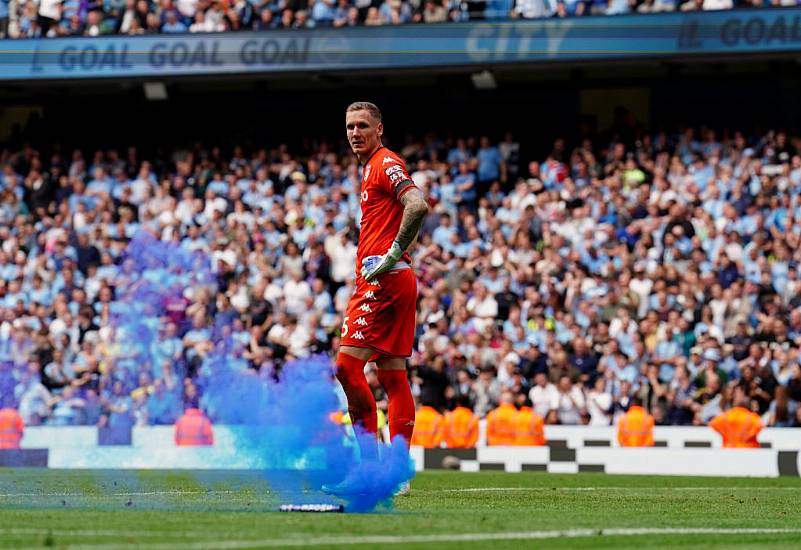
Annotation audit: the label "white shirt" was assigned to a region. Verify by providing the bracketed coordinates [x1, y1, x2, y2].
[38, 0, 61, 20]
[325, 239, 357, 283]
[529, 383, 559, 418]
[283, 279, 311, 316]
[586, 390, 613, 426]
[556, 387, 585, 425]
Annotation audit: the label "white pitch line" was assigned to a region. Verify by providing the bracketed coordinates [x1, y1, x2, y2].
[0, 490, 240, 498]
[424, 486, 801, 493]
[9, 527, 801, 550]
[1, 528, 216, 539]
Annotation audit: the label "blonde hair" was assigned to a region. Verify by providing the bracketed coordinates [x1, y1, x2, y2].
[346, 101, 382, 123]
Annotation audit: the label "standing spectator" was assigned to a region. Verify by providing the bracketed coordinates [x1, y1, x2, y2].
[476, 136, 505, 198]
[554, 375, 585, 425]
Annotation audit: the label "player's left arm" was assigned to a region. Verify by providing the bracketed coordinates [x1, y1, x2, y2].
[394, 184, 430, 253]
[360, 182, 429, 281]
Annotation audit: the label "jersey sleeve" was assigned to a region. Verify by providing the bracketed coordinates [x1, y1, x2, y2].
[378, 153, 416, 200]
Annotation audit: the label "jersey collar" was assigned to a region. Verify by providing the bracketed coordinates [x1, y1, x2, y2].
[363, 145, 385, 166]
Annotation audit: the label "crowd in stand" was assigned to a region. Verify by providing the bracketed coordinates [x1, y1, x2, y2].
[0, 0, 796, 39]
[1, 122, 801, 431]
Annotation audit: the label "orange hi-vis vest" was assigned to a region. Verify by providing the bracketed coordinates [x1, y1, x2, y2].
[617, 405, 655, 447]
[174, 408, 214, 446]
[443, 406, 479, 448]
[0, 408, 23, 450]
[410, 406, 444, 448]
[486, 403, 518, 446]
[709, 406, 763, 448]
[514, 406, 547, 446]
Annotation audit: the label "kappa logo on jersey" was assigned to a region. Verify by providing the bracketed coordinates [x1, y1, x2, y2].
[382, 156, 395, 165]
[358, 303, 373, 313]
[352, 331, 365, 340]
[354, 317, 368, 326]
[385, 165, 403, 177]
[363, 166, 371, 181]
[364, 290, 376, 299]
[368, 279, 381, 288]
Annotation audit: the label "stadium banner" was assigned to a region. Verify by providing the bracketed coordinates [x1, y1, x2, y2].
[1, 8, 801, 80]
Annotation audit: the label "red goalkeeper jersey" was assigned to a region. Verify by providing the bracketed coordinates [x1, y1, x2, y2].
[356, 146, 416, 272]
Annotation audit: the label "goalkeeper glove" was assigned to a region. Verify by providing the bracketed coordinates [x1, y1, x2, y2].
[360, 241, 404, 281]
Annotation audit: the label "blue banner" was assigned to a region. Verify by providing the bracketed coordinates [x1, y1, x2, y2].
[0, 8, 800, 80]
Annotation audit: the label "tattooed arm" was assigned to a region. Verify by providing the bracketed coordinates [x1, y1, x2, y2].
[394, 184, 430, 252]
[360, 182, 429, 281]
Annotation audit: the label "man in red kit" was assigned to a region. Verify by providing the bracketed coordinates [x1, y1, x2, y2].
[323, 102, 429, 497]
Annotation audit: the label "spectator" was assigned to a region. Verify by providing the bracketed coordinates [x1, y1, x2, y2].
[554, 375, 585, 425]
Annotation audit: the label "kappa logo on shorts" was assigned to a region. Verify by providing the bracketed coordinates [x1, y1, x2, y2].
[354, 317, 368, 326]
[358, 304, 373, 313]
[352, 331, 365, 340]
[364, 290, 376, 299]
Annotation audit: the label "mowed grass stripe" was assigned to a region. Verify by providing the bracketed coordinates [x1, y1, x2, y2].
[8, 528, 801, 550]
[1, 470, 800, 549]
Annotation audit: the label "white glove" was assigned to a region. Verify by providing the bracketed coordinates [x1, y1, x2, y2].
[360, 241, 404, 281]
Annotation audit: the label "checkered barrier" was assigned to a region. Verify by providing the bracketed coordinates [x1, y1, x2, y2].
[411, 442, 801, 478]
[1, 426, 800, 476]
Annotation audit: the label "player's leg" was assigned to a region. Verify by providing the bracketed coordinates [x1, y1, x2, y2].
[376, 352, 415, 496]
[375, 268, 418, 448]
[334, 345, 378, 461]
[375, 356, 415, 448]
[322, 345, 380, 496]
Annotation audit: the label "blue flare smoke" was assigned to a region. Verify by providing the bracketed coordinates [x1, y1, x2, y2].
[114, 232, 414, 512]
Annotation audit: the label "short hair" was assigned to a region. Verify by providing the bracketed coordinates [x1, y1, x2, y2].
[346, 101, 382, 123]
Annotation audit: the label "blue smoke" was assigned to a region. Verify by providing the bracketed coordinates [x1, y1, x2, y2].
[113, 232, 414, 512]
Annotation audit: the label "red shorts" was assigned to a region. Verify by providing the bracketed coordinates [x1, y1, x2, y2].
[340, 267, 418, 358]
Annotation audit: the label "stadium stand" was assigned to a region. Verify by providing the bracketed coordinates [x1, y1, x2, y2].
[0, 0, 793, 39]
[1, 124, 801, 432]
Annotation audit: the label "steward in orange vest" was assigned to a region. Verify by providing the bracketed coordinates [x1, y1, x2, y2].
[709, 402, 763, 448]
[174, 408, 214, 446]
[486, 393, 518, 446]
[410, 405, 444, 448]
[443, 398, 479, 448]
[617, 403, 655, 447]
[0, 408, 24, 449]
[514, 405, 546, 446]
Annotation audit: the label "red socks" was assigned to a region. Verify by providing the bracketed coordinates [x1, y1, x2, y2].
[334, 353, 415, 455]
[377, 369, 415, 448]
[335, 353, 377, 460]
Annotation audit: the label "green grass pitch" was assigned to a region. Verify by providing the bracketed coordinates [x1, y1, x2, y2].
[1, 469, 800, 549]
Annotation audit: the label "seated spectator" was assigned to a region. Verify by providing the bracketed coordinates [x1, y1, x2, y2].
[766, 385, 797, 428]
[147, 378, 181, 425]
